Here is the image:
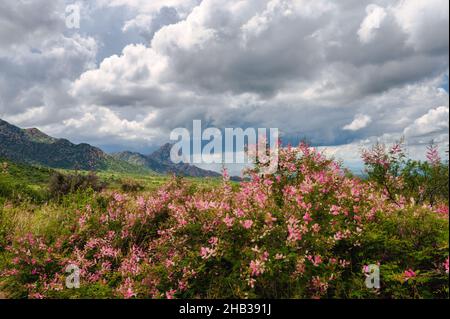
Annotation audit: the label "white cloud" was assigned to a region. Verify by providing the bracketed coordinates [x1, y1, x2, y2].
[358, 4, 387, 43]
[404, 106, 449, 142]
[343, 114, 372, 131]
[56, 0, 450, 154]
[325, 106, 449, 171]
[122, 14, 154, 33]
[393, 0, 449, 52]
[0, 0, 448, 163]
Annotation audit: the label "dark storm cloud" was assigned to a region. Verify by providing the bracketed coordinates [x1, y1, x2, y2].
[0, 0, 63, 51]
[0, 0, 448, 162]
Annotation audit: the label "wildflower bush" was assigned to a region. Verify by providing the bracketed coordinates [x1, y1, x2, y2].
[1, 143, 448, 299]
[362, 141, 449, 207]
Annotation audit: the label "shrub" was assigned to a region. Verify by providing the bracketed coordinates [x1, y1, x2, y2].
[1, 142, 448, 299]
[120, 179, 144, 193]
[350, 207, 449, 298]
[362, 141, 449, 207]
[48, 172, 106, 198]
[0, 178, 46, 204]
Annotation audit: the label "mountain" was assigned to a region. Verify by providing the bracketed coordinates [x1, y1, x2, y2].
[0, 118, 222, 178]
[112, 143, 222, 178]
[0, 118, 148, 173]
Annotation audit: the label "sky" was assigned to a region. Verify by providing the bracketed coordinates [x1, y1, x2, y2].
[0, 0, 449, 174]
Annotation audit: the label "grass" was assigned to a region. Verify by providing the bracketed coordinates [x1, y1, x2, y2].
[0, 159, 52, 205]
[0, 159, 223, 246]
[0, 159, 52, 186]
[0, 158, 223, 200]
[0, 159, 224, 300]
[95, 170, 223, 192]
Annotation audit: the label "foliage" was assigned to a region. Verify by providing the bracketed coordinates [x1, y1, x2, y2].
[1, 143, 448, 299]
[48, 171, 106, 198]
[120, 179, 145, 193]
[362, 141, 449, 207]
[0, 159, 50, 204]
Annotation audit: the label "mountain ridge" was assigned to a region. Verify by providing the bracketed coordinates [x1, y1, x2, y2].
[111, 144, 222, 178]
[0, 118, 222, 177]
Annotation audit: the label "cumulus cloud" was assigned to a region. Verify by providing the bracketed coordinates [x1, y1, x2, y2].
[0, 0, 63, 54]
[0, 0, 98, 126]
[393, 0, 449, 53]
[343, 114, 372, 131]
[358, 4, 387, 43]
[0, 0, 449, 168]
[122, 7, 180, 41]
[404, 106, 449, 143]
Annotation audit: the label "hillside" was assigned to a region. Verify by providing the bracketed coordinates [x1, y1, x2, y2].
[0, 119, 221, 177]
[0, 119, 149, 174]
[113, 143, 222, 178]
[0, 158, 53, 203]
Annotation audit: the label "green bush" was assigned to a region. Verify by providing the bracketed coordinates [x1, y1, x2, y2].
[362, 141, 449, 207]
[120, 179, 144, 193]
[0, 177, 47, 204]
[350, 207, 449, 298]
[49, 172, 106, 198]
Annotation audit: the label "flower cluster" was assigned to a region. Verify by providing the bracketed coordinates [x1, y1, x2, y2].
[2, 143, 448, 299]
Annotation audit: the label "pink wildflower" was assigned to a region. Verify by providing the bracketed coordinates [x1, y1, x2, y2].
[303, 212, 313, 224]
[287, 217, 302, 243]
[249, 260, 265, 277]
[330, 205, 340, 216]
[113, 193, 124, 202]
[166, 289, 177, 299]
[426, 144, 441, 166]
[311, 223, 320, 233]
[403, 269, 416, 281]
[222, 214, 235, 228]
[208, 237, 219, 246]
[200, 247, 215, 260]
[241, 220, 253, 229]
[119, 278, 136, 299]
[333, 231, 344, 241]
[307, 255, 323, 267]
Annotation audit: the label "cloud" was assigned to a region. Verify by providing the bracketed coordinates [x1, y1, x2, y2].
[393, 0, 449, 53]
[68, 1, 448, 143]
[0, 0, 98, 129]
[0, 0, 448, 167]
[323, 106, 449, 171]
[96, 0, 200, 14]
[122, 7, 181, 41]
[0, 0, 63, 54]
[343, 114, 372, 131]
[0, 32, 97, 119]
[404, 106, 449, 143]
[73, 0, 448, 101]
[358, 4, 387, 43]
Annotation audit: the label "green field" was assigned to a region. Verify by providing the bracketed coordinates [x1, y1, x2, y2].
[0, 159, 222, 252]
[0, 158, 222, 204]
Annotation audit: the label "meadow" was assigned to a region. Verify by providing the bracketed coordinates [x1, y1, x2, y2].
[0, 142, 448, 299]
